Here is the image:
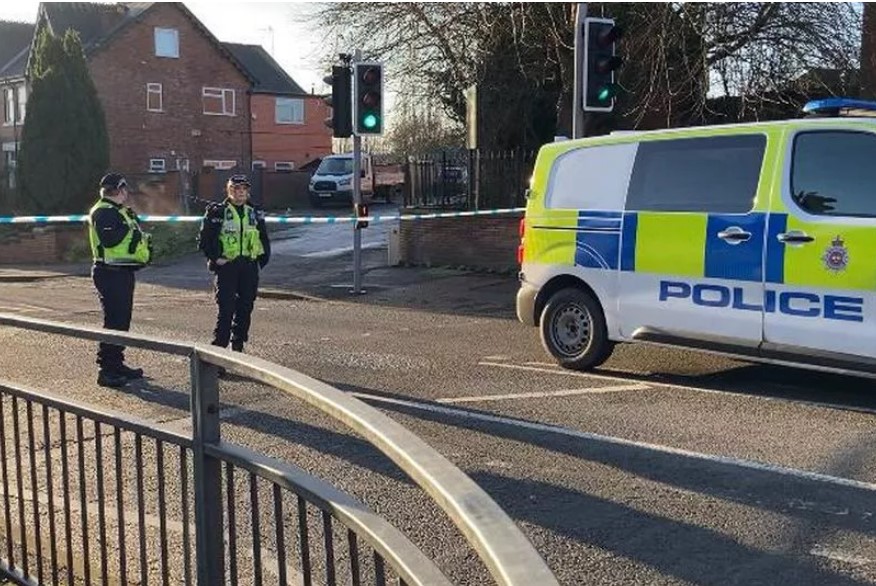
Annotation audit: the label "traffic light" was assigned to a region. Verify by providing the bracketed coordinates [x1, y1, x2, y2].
[354, 202, 369, 229]
[353, 63, 383, 135]
[323, 65, 352, 138]
[583, 17, 623, 112]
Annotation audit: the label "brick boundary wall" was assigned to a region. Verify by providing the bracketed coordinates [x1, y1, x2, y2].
[0, 226, 85, 265]
[398, 209, 522, 273]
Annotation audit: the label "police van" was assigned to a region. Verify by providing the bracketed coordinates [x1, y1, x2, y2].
[516, 98, 876, 377]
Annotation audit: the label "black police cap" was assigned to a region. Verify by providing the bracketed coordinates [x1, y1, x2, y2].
[99, 173, 128, 190]
[228, 174, 251, 187]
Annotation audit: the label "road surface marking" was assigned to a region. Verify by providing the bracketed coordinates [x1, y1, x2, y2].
[524, 362, 654, 376]
[437, 383, 650, 404]
[480, 361, 876, 415]
[354, 392, 876, 493]
[809, 545, 873, 566]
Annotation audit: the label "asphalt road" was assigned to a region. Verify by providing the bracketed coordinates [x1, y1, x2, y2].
[0, 219, 873, 585]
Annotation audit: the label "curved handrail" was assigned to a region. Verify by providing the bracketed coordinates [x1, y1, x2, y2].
[211, 441, 453, 586]
[0, 313, 560, 586]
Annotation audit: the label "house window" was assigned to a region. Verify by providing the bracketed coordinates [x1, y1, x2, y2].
[149, 158, 166, 173]
[16, 86, 25, 122]
[203, 160, 237, 170]
[275, 97, 304, 124]
[3, 89, 14, 125]
[275, 161, 294, 172]
[202, 87, 235, 116]
[146, 83, 163, 112]
[154, 28, 179, 58]
[252, 161, 267, 170]
[3, 145, 17, 189]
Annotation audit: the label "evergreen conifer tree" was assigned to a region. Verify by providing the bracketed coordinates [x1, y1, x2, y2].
[18, 27, 109, 214]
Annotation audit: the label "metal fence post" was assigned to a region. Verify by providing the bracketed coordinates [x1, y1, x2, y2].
[190, 351, 225, 586]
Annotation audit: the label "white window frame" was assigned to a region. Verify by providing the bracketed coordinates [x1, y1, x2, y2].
[252, 160, 267, 170]
[15, 86, 25, 123]
[203, 160, 237, 170]
[3, 89, 14, 126]
[202, 87, 235, 116]
[154, 27, 179, 58]
[146, 83, 163, 112]
[149, 158, 166, 173]
[274, 161, 295, 172]
[275, 97, 304, 125]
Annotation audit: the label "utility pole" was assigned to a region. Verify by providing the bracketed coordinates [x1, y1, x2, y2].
[572, 3, 588, 139]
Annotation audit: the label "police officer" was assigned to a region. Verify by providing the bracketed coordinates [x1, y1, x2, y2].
[198, 174, 270, 353]
[88, 173, 152, 388]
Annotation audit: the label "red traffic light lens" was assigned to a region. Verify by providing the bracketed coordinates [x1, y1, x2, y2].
[361, 67, 380, 85]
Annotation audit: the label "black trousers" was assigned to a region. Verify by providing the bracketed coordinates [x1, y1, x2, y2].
[92, 264, 135, 371]
[212, 259, 260, 349]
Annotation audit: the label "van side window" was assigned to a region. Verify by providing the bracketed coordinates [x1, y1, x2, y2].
[545, 143, 638, 209]
[626, 134, 766, 213]
[791, 131, 876, 218]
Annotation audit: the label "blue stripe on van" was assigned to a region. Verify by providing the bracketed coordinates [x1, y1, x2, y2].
[620, 212, 638, 272]
[765, 213, 787, 284]
[576, 212, 620, 269]
[703, 213, 766, 282]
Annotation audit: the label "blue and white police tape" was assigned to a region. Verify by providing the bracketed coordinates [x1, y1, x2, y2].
[0, 208, 526, 225]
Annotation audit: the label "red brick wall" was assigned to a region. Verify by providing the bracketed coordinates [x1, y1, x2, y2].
[251, 94, 331, 169]
[0, 225, 84, 265]
[399, 212, 522, 272]
[88, 3, 251, 175]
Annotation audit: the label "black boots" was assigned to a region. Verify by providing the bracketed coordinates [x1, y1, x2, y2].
[97, 370, 128, 388]
[97, 364, 144, 388]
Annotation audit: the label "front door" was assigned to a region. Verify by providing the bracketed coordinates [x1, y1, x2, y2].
[619, 132, 774, 348]
[763, 127, 876, 362]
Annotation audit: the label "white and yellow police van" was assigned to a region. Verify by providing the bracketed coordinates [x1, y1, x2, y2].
[517, 98, 876, 376]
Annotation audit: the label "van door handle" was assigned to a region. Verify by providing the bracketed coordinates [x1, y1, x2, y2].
[717, 226, 752, 243]
[777, 231, 815, 244]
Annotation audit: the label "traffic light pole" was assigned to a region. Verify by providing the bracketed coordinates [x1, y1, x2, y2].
[573, 2, 587, 139]
[351, 50, 365, 295]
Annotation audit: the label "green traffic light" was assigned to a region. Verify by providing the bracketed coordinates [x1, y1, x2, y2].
[362, 113, 379, 129]
[597, 86, 613, 102]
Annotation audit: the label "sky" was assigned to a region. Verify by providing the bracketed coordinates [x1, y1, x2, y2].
[0, 1, 331, 95]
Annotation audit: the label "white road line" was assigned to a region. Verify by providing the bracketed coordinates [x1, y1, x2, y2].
[524, 362, 654, 376]
[437, 384, 650, 404]
[480, 361, 876, 415]
[353, 392, 876, 493]
[809, 545, 873, 566]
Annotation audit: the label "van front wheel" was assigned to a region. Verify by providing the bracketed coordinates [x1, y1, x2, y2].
[539, 288, 613, 371]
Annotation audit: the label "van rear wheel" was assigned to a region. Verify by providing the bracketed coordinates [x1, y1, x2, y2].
[539, 288, 613, 371]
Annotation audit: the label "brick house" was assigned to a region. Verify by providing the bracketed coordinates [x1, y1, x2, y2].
[224, 42, 331, 172]
[0, 21, 34, 191]
[0, 2, 255, 183]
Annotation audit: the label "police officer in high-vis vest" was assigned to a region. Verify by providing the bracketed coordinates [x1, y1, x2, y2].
[88, 173, 152, 388]
[198, 174, 270, 353]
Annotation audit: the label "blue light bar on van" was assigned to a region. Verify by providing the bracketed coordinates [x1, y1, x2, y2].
[802, 98, 876, 117]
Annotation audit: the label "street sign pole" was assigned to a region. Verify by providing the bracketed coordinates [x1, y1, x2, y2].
[351, 49, 365, 295]
[572, 3, 587, 139]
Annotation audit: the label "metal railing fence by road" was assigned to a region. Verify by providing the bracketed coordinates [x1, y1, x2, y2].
[0, 313, 559, 586]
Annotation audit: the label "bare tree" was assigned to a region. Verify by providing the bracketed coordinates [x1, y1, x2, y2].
[314, 2, 862, 141]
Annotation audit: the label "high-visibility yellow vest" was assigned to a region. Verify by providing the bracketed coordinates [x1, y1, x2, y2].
[88, 200, 151, 266]
[218, 203, 264, 261]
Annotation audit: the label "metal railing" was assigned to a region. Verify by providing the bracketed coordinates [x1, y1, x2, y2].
[0, 313, 559, 586]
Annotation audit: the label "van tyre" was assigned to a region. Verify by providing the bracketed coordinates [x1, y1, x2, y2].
[539, 288, 613, 371]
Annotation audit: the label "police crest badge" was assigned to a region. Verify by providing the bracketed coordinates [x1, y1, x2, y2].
[822, 235, 849, 273]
